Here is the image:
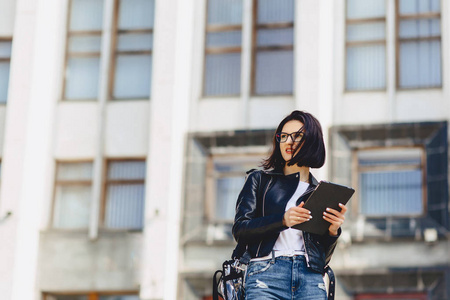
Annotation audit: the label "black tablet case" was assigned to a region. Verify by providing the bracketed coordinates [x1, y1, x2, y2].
[292, 181, 355, 235]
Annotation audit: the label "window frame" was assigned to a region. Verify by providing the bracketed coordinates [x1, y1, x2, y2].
[101, 158, 146, 231]
[62, 0, 104, 102]
[352, 146, 427, 219]
[205, 153, 264, 224]
[395, 0, 442, 90]
[344, 0, 387, 92]
[109, 0, 154, 101]
[51, 160, 94, 230]
[251, 0, 295, 96]
[0, 37, 13, 104]
[202, 0, 243, 97]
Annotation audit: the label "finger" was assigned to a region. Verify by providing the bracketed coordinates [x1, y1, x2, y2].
[298, 201, 305, 208]
[339, 203, 348, 213]
[323, 212, 342, 223]
[291, 207, 311, 214]
[292, 214, 312, 221]
[325, 208, 344, 218]
[323, 215, 341, 225]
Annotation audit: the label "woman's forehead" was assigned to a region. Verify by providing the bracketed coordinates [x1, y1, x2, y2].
[281, 120, 304, 132]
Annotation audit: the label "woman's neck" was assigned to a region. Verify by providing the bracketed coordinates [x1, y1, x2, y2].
[283, 164, 310, 182]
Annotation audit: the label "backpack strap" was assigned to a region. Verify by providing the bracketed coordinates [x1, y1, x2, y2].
[212, 269, 223, 300]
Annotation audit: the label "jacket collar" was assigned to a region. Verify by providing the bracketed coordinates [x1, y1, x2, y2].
[262, 168, 319, 187]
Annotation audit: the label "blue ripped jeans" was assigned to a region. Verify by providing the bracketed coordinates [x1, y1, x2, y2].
[244, 255, 327, 300]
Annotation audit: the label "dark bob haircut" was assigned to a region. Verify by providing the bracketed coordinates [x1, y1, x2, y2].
[262, 110, 325, 170]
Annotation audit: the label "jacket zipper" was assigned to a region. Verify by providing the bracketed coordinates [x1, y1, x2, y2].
[255, 177, 273, 257]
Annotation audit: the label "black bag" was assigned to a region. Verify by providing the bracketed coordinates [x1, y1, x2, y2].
[212, 259, 245, 300]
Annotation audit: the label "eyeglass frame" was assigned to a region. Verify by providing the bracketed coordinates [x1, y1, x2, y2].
[276, 131, 304, 143]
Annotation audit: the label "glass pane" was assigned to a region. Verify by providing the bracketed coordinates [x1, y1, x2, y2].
[65, 56, 100, 99]
[0, 62, 11, 103]
[117, 33, 153, 51]
[108, 161, 146, 180]
[399, 19, 440, 38]
[204, 53, 241, 96]
[255, 50, 293, 95]
[347, 0, 385, 19]
[346, 44, 386, 90]
[346, 22, 386, 42]
[70, 0, 104, 31]
[105, 184, 145, 229]
[207, 0, 242, 25]
[399, 0, 440, 15]
[113, 55, 152, 99]
[100, 296, 139, 300]
[399, 40, 441, 88]
[0, 41, 12, 58]
[53, 185, 91, 229]
[360, 170, 423, 216]
[57, 162, 93, 181]
[257, 28, 293, 47]
[257, 0, 294, 24]
[118, 0, 155, 30]
[216, 177, 245, 221]
[68, 35, 102, 53]
[206, 31, 241, 48]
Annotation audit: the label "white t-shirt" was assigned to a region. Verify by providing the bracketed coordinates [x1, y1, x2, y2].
[272, 179, 309, 253]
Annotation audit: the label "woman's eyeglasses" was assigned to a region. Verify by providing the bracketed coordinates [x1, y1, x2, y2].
[276, 131, 304, 143]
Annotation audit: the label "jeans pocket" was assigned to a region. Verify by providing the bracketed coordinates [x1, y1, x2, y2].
[246, 260, 273, 277]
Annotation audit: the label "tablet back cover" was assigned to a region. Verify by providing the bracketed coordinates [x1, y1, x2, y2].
[292, 181, 355, 235]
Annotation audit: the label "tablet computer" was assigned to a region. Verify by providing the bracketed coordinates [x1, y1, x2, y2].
[292, 181, 355, 235]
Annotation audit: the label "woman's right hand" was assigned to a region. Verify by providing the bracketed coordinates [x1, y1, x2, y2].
[283, 202, 312, 227]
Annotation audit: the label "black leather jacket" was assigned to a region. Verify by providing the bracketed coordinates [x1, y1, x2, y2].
[232, 169, 341, 275]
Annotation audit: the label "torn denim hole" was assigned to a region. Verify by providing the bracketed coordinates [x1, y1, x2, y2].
[318, 283, 326, 291]
[255, 279, 268, 288]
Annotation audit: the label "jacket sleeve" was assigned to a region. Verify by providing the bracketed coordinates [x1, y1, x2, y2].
[319, 228, 342, 265]
[232, 171, 288, 245]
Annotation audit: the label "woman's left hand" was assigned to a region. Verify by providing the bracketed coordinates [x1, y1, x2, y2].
[323, 203, 347, 236]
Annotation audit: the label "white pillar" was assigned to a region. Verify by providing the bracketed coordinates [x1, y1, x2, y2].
[2, 0, 62, 299]
[140, 0, 193, 298]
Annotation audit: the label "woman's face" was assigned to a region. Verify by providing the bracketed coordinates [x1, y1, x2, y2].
[279, 120, 304, 163]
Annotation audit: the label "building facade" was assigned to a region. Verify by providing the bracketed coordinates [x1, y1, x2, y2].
[0, 0, 448, 299]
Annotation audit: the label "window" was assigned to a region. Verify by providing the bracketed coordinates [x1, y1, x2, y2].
[63, 0, 104, 100]
[43, 292, 139, 300]
[252, 0, 294, 95]
[103, 159, 146, 230]
[52, 162, 93, 229]
[0, 39, 12, 103]
[345, 0, 442, 91]
[207, 155, 262, 222]
[111, 0, 155, 99]
[204, 0, 243, 96]
[397, 0, 441, 89]
[330, 122, 448, 238]
[357, 148, 424, 217]
[203, 0, 295, 97]
[345, 0, 386, 91]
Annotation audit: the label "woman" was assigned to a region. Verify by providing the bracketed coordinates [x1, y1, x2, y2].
[232, 110, 347, 300]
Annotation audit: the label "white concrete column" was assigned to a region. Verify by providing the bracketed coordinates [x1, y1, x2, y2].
[140, 0, 193, 298]
[316, 0, 335, 181]
[1, 0, 62, 299]
[0, 0, 35, 296]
